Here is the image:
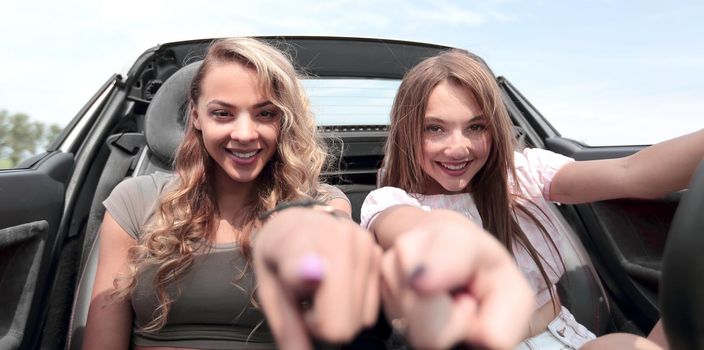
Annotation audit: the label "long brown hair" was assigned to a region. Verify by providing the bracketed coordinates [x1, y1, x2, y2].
[112, 38, 328, 331]
[381, 49, 561, 308]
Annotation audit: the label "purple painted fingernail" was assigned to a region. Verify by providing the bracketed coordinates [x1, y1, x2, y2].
[298, 254, 325, 282]
[408, 265, 426, 284]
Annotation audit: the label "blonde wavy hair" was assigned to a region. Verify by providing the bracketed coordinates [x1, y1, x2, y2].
[111, 37, 328, 331]
[381, 49, 562, 309]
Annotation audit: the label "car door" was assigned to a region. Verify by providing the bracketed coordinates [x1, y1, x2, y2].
[0, 75, 122, 350]
[0, 151, 73, 350]
[499, 77, 669, 334]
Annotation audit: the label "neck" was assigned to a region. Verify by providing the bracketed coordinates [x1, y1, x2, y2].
[212, 169, 257, 222]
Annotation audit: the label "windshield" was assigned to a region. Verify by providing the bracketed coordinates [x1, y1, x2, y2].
[303, 78, 400, 126]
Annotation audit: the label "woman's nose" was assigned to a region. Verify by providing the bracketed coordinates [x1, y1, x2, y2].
[230, 115, 258, 143]
[446, 132, 471, 159]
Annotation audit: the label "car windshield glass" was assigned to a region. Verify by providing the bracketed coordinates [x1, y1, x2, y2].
[303, 78, 400, 126]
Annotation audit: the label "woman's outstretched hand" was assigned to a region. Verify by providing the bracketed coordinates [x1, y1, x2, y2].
[254, 207, 382, 350]
[380, 209, 534, 350]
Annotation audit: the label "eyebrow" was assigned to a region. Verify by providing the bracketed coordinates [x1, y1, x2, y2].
[424, 114, 487, 123]
[254, 100, 274, 109]
[206, 99, 274, 109]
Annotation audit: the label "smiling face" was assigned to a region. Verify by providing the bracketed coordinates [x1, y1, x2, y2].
[192, 62, 281, 187]
[421, 80, 492, 194]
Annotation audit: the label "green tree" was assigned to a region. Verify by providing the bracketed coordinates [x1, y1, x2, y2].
[45, 123, 63, 148]
[0, 112, 9, 167]
[0, 110, 63, 168]
[0, 111, 8, 155]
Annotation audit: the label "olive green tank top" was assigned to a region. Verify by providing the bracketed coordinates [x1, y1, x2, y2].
[103, 172, 348, 349]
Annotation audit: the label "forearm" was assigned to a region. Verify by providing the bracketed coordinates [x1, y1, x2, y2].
[369, 205, 429, 250]
[626, 128, 704, 198]
[552, 128, 704, 204]
[325, 197, 353, 220]
[370, 206, 467, 250]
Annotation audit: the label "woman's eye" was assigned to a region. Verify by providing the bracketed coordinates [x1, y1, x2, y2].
[468, 123, 487, 132]
[425, 125, 443, 133]
[210, 109, 232, 118]
[259, 109, 278, 119]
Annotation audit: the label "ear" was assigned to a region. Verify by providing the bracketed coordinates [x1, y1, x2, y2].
[191, 107, 201, 130]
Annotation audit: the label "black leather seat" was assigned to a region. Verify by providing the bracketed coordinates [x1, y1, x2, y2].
[66, 62, 200, 350]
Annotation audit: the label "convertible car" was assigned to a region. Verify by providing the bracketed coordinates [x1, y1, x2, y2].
[0, 36, 702, 350]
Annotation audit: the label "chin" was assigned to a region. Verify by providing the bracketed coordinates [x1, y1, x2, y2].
[228, 169, 262, 183]
[439, 180, 470, 193]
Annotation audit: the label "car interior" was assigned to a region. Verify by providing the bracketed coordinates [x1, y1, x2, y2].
[2, 37, 684, 350]
[62, 38, 613, 350]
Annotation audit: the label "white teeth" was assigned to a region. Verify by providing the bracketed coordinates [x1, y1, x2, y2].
[440, 162, 467, 170]
[229, 150, 258, 158]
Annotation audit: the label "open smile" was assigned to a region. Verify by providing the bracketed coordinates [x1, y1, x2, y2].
[436, 161, 470, 175]
[227, 149, 260, 158]
[226, 149, 262, 165]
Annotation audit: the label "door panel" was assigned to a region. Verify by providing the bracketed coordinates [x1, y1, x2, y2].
[0, 221, 48, 349]
[499, 76, 672, 333]
[545, 136, 670, 331]
[0, 152, 74, 349]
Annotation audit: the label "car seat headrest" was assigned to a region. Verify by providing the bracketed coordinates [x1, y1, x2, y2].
[144, 61, 202, 166]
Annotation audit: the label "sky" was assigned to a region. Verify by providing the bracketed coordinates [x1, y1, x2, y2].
[0, 0, 702, 146]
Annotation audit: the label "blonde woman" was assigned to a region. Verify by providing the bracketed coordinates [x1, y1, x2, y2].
[83, 38, 381, 350]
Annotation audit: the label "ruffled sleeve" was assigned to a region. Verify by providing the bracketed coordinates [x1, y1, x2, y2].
[360, 186, 425, 229]
[514, 148, 575, 201]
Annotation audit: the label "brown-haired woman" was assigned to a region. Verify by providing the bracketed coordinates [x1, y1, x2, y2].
[362, 49, 704, 349]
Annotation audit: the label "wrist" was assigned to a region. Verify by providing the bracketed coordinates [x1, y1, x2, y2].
[259, 198, 342, 222]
